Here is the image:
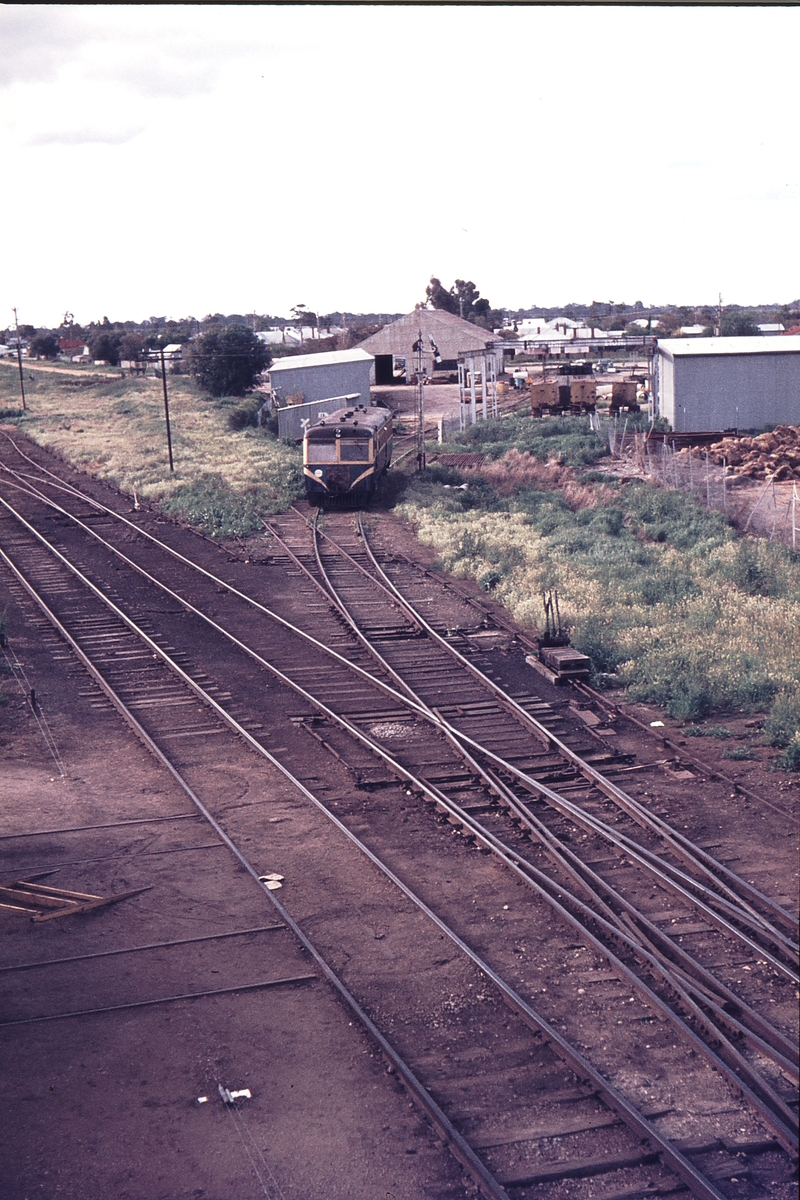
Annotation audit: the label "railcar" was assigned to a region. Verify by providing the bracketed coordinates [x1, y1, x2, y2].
[303, 402, 393, 506]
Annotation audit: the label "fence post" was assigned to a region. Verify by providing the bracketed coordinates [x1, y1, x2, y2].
[723, 459, 727, 513]
[705, 449, 710, 506]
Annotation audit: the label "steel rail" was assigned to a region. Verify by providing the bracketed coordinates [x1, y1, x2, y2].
[4, 475, 796, 1080]
[0, 975, 317, 1027]
[290, 510, 799, 977]
[0, 538, 512, 1200]
[306, 516, 797, 959]
[5, 507, 793, 1155]
[575, 679, 796, 819]
[0, 436, 788, 831]
[303, 500, 796, 956]
[0, 926, 286, 974]
[2, 488, 797, 1096]
[0, 547, 735, 1200]
[354, 513, 797, 937]
[473, 760, 799, 1074]
[305, 520, 799, 1072]
[5, 455, 791, 954]
[4, 472, 796, 1072]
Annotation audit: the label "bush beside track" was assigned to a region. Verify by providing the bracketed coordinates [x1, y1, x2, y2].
[397, 415, 800, 765]
[0, 362, 304, 537]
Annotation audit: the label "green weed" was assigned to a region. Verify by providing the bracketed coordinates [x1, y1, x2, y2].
[762, 691, 800, 748]
[683, 725, 734, 739]
[770, 733, 800, 772]
[722, 744, 756, 760]
[396, 422, 800, 724]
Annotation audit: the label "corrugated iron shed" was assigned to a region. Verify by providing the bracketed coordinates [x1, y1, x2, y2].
[269, 347, 374, 373]
[359, 309, 497, 364]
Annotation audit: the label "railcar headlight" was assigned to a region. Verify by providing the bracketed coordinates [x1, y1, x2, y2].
[314, 469, 323, 477]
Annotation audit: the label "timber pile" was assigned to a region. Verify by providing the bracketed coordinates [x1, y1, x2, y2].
[677, 425, 800, 481]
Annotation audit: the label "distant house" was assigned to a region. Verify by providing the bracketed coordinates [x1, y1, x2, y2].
[358, 308, 499, 384]
[513, 317, 548, 336]
[257, 326, 344, 348]
[59, 339, 90, 359]
[757, 323, 785, 335]
[679, 325, 707, 336]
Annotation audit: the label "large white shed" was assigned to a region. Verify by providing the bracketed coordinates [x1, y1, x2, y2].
[267, 347, 374, 408]
[654, 336, 800, 432]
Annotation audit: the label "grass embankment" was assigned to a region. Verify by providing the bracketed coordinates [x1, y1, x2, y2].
[0, 365, 303, 537]
[399, 415, 800, 767]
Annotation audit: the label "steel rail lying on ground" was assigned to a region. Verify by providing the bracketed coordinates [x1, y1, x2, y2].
[0, 505, 750, 1199]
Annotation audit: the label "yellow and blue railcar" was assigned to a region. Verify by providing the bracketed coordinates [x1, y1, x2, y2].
[303, 403, 392, 506]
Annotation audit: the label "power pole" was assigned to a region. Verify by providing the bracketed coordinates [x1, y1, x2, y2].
[716, 292, 722, 338]
[415, 307, 426, 472]
[12, 307, 26, 411]
[160, 347, 175, 472]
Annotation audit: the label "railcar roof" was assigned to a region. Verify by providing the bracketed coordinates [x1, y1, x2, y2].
[305, 405, 391, 436]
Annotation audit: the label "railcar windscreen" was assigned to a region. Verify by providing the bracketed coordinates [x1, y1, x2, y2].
[305, 442, 337, 463]
[340, 441, 372, 462]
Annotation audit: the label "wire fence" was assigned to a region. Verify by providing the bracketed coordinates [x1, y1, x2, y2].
[591, 416, 799, 550]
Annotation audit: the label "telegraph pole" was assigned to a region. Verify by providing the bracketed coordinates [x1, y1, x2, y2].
[415, 306, 426, 472]
[160, 347, 175, 472]
[12, 307, 26, 410]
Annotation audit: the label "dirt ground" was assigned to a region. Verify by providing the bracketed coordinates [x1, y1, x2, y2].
[0, 589, 470, 1200]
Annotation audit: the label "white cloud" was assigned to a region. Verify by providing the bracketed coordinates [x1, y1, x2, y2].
[0, 4, 798, 325]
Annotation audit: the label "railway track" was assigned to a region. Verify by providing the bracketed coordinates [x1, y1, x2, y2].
[0, 433, 797, 1199]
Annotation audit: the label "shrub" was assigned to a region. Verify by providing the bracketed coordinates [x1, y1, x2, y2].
[762, 691, 800, 748]
[724, 539, 788, 598]
[570, 615, 624, 676]
[722, 744, 756, 760]
[161, 460, 303, 537]
[396, 423, 799, 726]
[226, 396, 263, 430]
[771, 733, 800, 772]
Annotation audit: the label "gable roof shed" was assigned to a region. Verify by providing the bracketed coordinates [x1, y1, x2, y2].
[359, 309, 498, 378]
[654, 336, 800, 431]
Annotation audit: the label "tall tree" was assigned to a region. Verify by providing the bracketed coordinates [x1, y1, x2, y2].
[29, 332, 61, 359]
[89, 331, 122, 364]
[721, 313, 760, 337]
[188, 325, 270, 396]
[426, 276, 498, 328]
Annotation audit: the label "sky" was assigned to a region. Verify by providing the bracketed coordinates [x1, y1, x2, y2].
[1, 4, 798, 328]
